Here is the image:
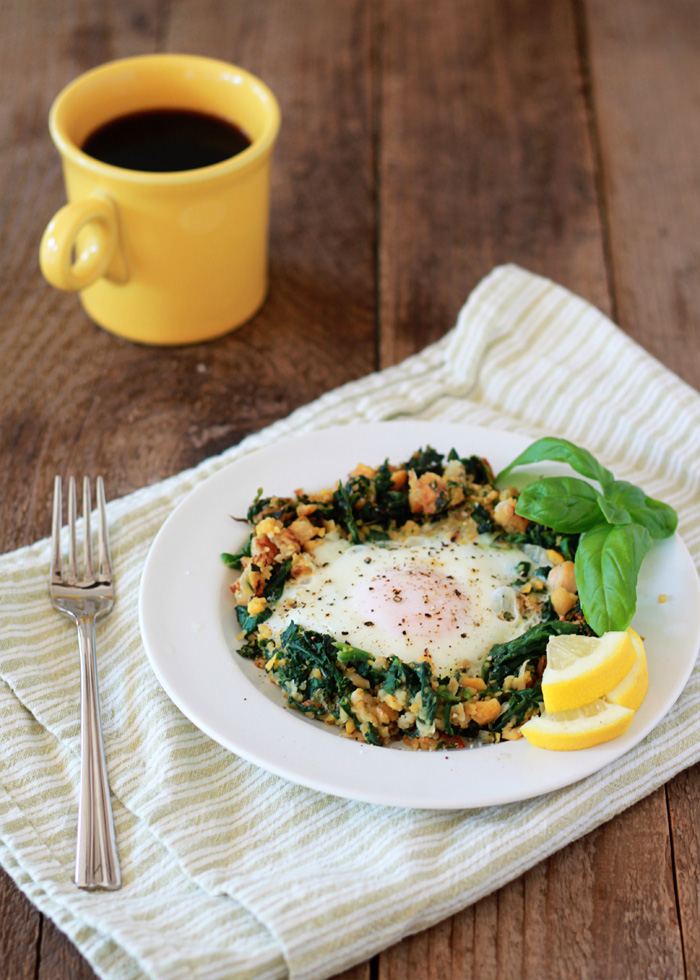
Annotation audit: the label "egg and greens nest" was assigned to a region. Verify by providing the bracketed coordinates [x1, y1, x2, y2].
[224, 447, 591, 750]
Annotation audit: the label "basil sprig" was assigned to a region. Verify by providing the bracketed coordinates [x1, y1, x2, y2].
[497, 437, 677, 636]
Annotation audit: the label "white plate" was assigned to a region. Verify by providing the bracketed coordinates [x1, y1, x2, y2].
[139, 422, 700, 809]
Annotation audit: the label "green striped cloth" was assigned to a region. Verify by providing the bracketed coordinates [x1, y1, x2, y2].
[1, 265, 699, 980]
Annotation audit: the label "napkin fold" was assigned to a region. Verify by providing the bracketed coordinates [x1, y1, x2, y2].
[2, 265, 699, 980]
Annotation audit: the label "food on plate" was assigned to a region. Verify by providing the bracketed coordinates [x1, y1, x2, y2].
[496, 436, 677, 637]
[541, 630, 637, 713]
[604, 629, 649, 712]
[519, 698, 635, 751]
[223, 440, 673, 750]
[521, 627, 648, 750]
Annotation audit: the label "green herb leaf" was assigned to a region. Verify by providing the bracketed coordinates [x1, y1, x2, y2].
[334, 483, 361, 544]
[235, 604, 271, 634]
[574, 523, 652, 635]
[264, 559, 293, 603]
[596, 495, 632, 526]
[603, 480, 677, 539]
[497, 436, 615, 488]
[221, 551, 243, 569]
[492, 685, 543, 732]
[482, 621, 583, 687]
[515, 476, 604, 532]
[333, 642, 373, 663]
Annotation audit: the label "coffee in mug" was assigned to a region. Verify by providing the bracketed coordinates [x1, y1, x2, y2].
[40, 54, 281, 346]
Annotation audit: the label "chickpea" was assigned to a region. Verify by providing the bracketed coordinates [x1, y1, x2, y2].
[493, 498, 529, 534]
[548, 560, 577, 594]
[550, 586, 578, 617]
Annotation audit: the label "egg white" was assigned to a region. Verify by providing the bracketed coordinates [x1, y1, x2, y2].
[265, 530, 541, 673]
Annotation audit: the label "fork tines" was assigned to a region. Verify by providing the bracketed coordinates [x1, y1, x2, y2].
[52, 476, 112, 586]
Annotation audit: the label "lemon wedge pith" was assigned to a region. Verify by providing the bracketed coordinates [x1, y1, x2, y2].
[521, 699, 635, 751]
[541, 631, 637, 714]
[604, 629, 649, 711]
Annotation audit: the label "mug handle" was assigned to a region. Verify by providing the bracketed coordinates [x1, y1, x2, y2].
[40, 194, 128, 291]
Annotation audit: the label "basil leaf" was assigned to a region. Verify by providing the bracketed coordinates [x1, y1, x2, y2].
[603, 480, 677, 539]
[574, 523, 652, 635]
[497, 437, 614, 488]
[515, 476, 604, 532]
[633, 495, 678, 539]
[596, 496, 632, 525]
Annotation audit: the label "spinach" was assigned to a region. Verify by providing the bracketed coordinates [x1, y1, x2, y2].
[492, 686, 543, 732]
[247, 493, 298, 525]
[235, 559, 293, 635]
[507, 521, 578, 560]
[405, 447, 445, 477]
[380, 657, 408, 696]
[496, 436, 677, 635]
[416, 661, 438, 728]
[334, 482, 361, 544]
[460, 454, 493, 485]
[278, 623, 347, 694]
[482, 621, 583, 688]
[333, 641, 373, 663]
[221, 533, 252, 570]
[471, 502, 495, 533]
[235, 603, 271, 634]
[265, 559, 294, 604]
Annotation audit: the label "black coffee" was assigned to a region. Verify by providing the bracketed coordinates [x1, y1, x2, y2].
[81, 108, 252, 173]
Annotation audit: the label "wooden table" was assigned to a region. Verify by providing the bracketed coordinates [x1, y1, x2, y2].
[2, 1, 699, 977]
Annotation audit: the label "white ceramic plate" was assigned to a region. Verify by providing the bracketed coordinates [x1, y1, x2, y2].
[139, 422, 700, 809]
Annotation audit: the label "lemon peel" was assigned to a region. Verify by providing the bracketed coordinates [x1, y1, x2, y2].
[604, 628, 648, 712]
[521, 699, 634, 751]
[541, 630, 636, 714]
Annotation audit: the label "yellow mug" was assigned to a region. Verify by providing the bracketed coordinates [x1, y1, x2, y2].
[40, 54, 281, 345]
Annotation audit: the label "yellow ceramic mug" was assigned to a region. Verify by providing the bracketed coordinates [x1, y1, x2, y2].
[40, 54, 280, 345]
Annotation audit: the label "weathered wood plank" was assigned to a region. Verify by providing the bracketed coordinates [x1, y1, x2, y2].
[583, 0, 700, 388]
[0, 867, 40, 980]
[330, 964, 373, 980]
[0, 0, 159, 553]
[38, 920, 98, 980]
[667, 765, 700, 980]
[379, 791, 683, 980]
[377, 0, 610, 368]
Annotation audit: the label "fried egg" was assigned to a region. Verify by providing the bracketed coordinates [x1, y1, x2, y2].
[265, 530, 541, 673]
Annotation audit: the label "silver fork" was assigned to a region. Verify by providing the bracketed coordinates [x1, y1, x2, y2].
[50, 475, 121, 890]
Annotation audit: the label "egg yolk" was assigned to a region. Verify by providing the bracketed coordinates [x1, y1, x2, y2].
[353, 567, 472, 643]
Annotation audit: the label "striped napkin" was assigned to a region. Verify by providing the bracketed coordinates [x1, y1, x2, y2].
[1, 265, 699, 980]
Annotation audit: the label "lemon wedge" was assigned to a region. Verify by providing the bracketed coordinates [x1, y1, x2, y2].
[604, 629, 649, 711]
[521, 699, 635, 751]
[541, 630, 636, 714]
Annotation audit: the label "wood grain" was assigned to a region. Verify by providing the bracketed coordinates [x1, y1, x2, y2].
[377, 0, 610, 368]
[0, 867, 40, 980]
[582, 0, 700, 387]
[668, 766, 700, 979]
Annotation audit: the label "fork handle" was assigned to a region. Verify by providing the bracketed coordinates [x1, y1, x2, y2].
[75, 616, 121, 890]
